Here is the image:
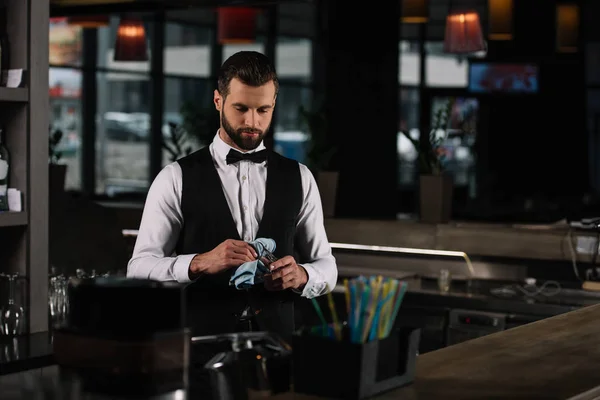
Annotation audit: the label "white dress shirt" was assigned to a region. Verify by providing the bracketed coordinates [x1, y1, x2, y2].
[127, 132, 338, 299]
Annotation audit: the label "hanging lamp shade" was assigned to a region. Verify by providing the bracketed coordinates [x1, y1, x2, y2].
[217, 7, 258, 44]
[488, 0, 513, 40]
[67, 15, 109, 28]
[113, 16, 148, 62]
[556, 3, 579, 53]
[401, 0, 428, 23]
[443, 11, 486, 54]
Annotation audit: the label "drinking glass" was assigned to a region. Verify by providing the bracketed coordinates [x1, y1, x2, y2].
[1, 273, 25, 336]
[438, 269, 452, 293]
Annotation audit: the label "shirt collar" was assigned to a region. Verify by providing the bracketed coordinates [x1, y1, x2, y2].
[211, 130, 267, 163]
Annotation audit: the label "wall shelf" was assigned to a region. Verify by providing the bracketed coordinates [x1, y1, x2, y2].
[0, 88, 28, 102]
[0, 211, 28, 227]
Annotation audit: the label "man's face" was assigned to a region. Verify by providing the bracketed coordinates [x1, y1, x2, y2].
[214, 78, 276, 151]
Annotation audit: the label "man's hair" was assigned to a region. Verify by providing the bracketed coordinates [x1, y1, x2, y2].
[217, 51, 279, 99]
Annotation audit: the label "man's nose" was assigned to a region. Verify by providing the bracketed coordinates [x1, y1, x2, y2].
[244, 111, 260, 128]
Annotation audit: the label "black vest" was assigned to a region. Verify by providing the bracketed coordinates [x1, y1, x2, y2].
[176, 147, 302, 341]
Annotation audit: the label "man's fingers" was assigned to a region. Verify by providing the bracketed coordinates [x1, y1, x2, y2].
[270, 265, 294, 280]
[229, 240, 258, 257]
[269, 256, 294, 271]
[232, 247, 256, 261]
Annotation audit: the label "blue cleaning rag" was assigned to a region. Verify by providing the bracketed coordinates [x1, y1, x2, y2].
[229, 238, 276, 290]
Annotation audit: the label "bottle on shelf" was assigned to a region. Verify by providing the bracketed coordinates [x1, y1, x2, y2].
[0, 6, 9, 87]
[0, 126, 9, 211]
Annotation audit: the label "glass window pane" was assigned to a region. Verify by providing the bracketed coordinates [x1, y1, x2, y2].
[222, 42, 266, 61]
[430, 96, 478, 192]
[276, 37, 311, 82]
[425, 42, 468, 87]
[96, 72, 150, 196]
[97, 16, 151, 72]
[278, 2, 315, 38]
[49, 18, 83, 67]
[399, 41, 420, 85]
[49, 67, 82, 190]
[587, 90, 600, 191]
[586, 43, 600, 85]
[398, 88, 419, 187]
[163, 77, 216, 166]
[164, 22, 212, 77]
[273, 84, 312, 163]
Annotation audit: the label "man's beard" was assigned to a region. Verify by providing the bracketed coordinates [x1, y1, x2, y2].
[222, 111, 267, 151]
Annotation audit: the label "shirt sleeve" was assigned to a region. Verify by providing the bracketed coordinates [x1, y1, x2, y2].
[294, 164, 338, 298]
[126, 162, 195, 283]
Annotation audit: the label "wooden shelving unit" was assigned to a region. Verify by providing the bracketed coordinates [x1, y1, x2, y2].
[0, 211, 28, 227]
[0, 87, 28, 102]
[0, 0, 49, 334]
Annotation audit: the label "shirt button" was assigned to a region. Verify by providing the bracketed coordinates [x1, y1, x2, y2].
[242, 176, 247, 181]
[243, 205, 248, 211]
[245, 236, 251, 241]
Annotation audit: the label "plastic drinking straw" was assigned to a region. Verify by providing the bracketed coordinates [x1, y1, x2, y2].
[343, 278, 351, 315]
[368, 289, 395, 341]
[310, 297, 328, 336]
[379, 280, 397, 338]
[326, 290, 342, 340]
[362, 276, 383, 343]
[349, 281, 357, 341]
[352, 280, 364, 343]
[355, 284, 371, 343]
[377, 280, 391, 339]
[386, 281, 408, 337]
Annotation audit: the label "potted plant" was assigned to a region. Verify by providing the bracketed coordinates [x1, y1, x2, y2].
[299, 103, 338, 218]
[162, 122, 192, 162]
[179, 101, 220, 148]
[401, 97, 455, 223]
[49, 126, 67, 195]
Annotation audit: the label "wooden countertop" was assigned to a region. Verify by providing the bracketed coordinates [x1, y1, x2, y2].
[279, 303, 600, 400]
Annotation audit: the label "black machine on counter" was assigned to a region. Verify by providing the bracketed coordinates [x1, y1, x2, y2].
[49, 277, 293, 399]
[52, 277, 190, 398]
[195, 331, 292, 400]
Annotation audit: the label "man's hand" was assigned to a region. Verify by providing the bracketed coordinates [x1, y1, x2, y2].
[189, 239, 258, 277]
[264, 256, 308, 291]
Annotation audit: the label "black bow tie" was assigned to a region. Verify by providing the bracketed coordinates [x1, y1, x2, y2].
[226, 149, 268, 165]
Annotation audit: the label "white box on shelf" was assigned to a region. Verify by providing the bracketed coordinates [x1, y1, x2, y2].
[7, 188, 21, 212]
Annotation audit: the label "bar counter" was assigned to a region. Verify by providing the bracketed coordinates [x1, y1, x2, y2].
[281, 303, 600, 400]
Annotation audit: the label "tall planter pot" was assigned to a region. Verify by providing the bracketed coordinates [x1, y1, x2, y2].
[419, 174, 453, 223]
[50, 164, 67, 194]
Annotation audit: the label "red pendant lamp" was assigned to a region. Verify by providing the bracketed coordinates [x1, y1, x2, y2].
[114, 16, 148, 62]
[67, 15, 110, 28]
[443, 10, 486, 54]
[217, 7, 259, 45]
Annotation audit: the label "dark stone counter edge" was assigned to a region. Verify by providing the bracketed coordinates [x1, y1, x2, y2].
[0, 286, 581, 377]
[0, 331, 55, 376]
[0, 354, 55, 376]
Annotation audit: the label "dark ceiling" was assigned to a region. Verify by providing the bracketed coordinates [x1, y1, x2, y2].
[50, 0, 312, 16]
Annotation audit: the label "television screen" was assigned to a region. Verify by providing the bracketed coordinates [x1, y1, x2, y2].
[468, 63, 539, 93]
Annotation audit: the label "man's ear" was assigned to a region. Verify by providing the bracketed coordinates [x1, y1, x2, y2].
[214, 89, 222, 111]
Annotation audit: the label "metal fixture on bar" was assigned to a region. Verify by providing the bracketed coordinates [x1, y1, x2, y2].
[329, 242, 476, 276]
